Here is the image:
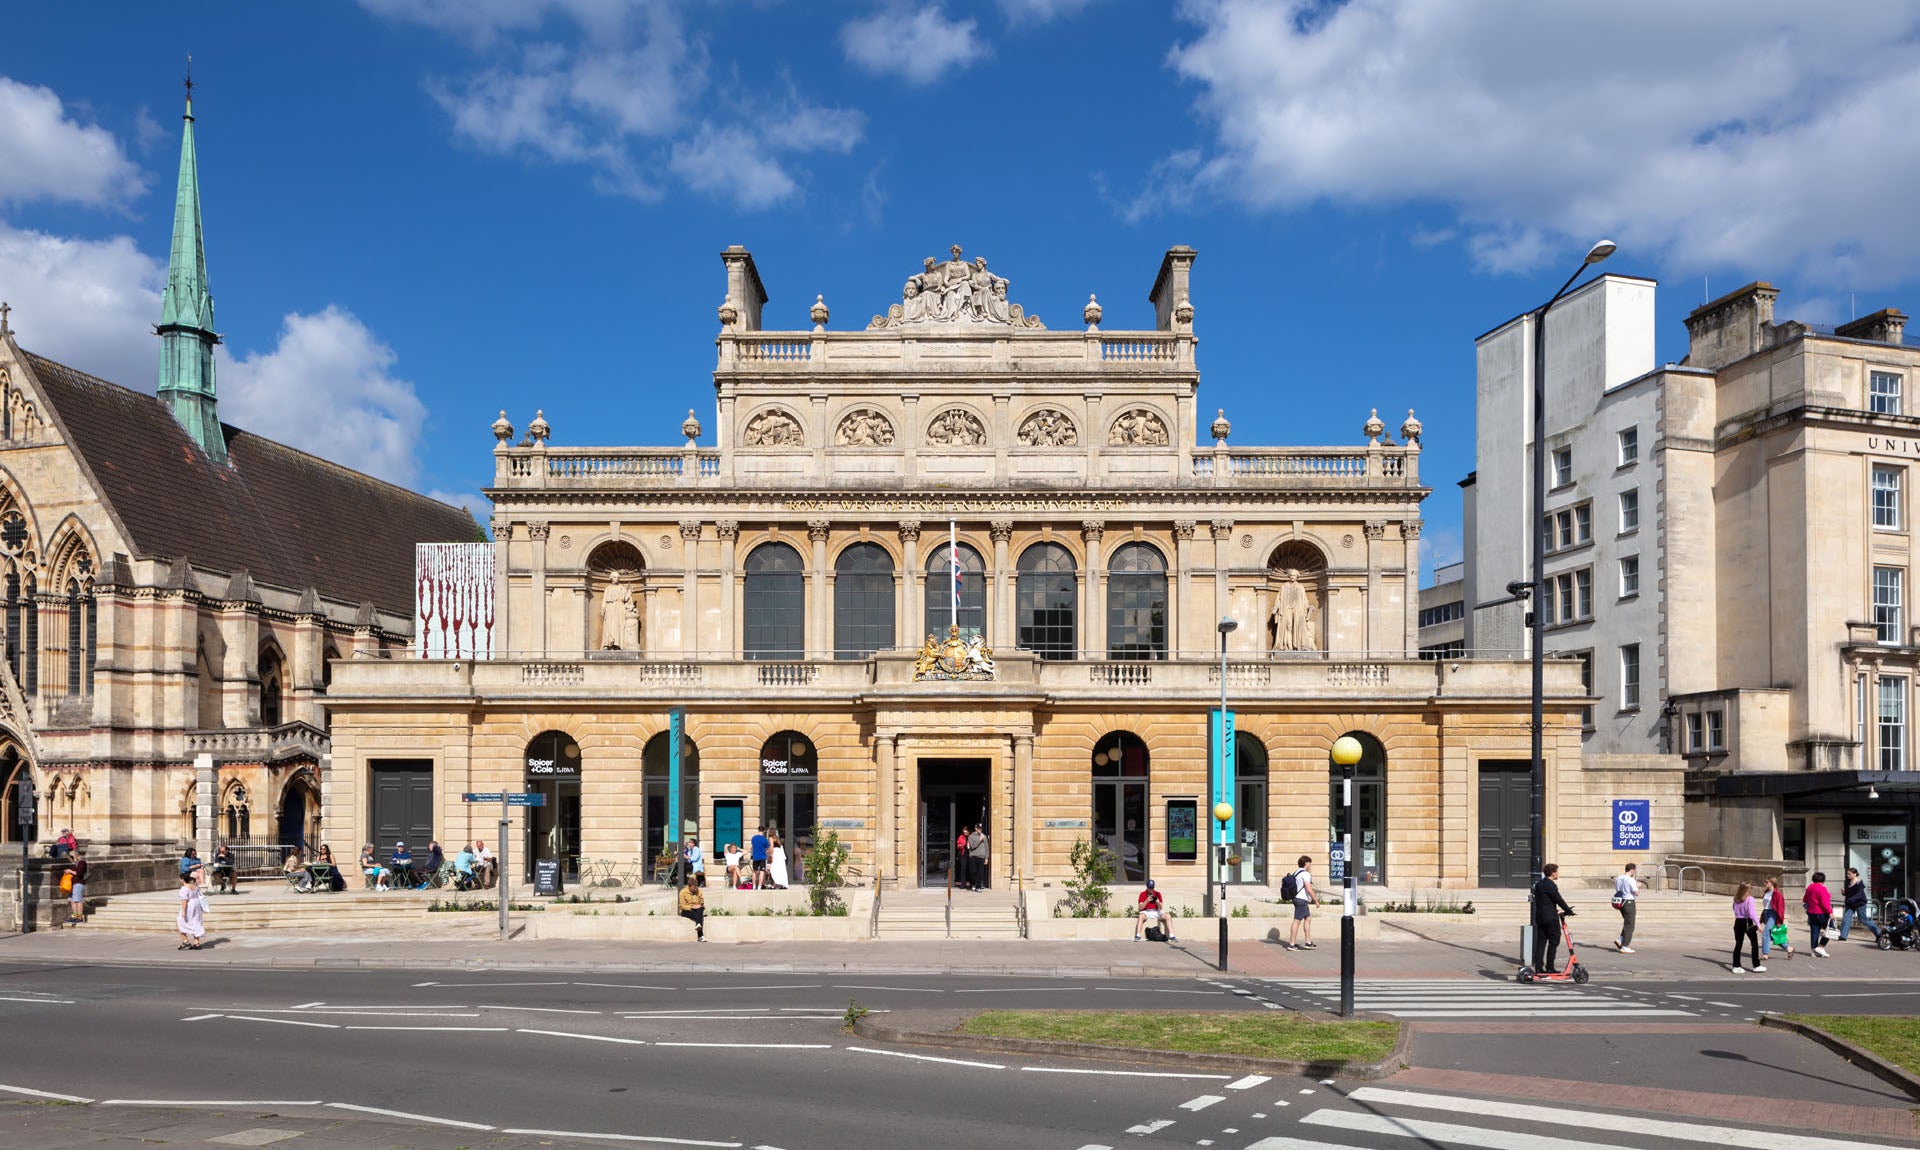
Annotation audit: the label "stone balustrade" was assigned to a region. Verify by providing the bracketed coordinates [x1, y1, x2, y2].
[715, 329, 1193, 372]
[185, 723, 330, 763]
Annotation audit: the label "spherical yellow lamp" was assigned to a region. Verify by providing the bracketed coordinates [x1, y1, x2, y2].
[1331, 735, 1363, 767]
[1213, 801, 1234, 824]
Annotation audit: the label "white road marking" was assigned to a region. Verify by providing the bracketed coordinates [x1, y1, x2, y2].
[1299, 1088, 1315, 1094]
[303, 1011, 482, 1018]
[1179, 1095, 1225, 1111]
[1092, 987, 1220, 994]
[412, 981, 437, 987]
[430, 980, 575, 988]
[1126, 1120, 1174, 1135]
[833, 984, 944, 992]
[502, 1131, 741, 1147]
[845, 1046, 1004, 1069]
[1347, 1087, 1903, 1150]
[1247, 1137, 1368, 1150]
[180, 1013, 223, 1022]
[951, 986, 1090, 994]
[479, 1005, 602, 1015]
[1301, 1110, 1629, 1150]
[654, 1043, 833, 1049]
[1227, 1075, 1272, 1090]
[0, 1083, 93, 1103]
[1668, 994, 1702, 1000]
[517, 1029, 649, 1046]
[103, 1100, 324, 1108]
[343, 1025, 509, 1032]
[325, 1103, 492, 1130]
[290, 1001, 325, 1009]
[1384, 1010, 1694, 1019]
[1263, 1002, 1281, 1009]
[1707, 1002, 1743, 1008]
[0, 995, 74, 1004]
[677, 984, 822, 991]
[617, 1014, 837, 1022]
[572, 982, 679, 990]
[1019, 1067, 1229, 1079]
[227, 1016, 340, 1029]
[1072, 1145, 1114, 1149]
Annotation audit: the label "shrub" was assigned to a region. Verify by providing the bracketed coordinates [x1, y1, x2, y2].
[1058, 838, 1114, 918]
[803, 829, 852, 916]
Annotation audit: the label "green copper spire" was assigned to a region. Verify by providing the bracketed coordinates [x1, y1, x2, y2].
[156, 65, 226, 464]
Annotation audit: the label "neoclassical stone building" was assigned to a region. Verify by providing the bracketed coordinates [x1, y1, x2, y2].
[328, 245, 1594, 894]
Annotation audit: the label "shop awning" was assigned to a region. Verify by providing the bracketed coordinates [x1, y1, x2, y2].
[1713, 770, 1920, 798]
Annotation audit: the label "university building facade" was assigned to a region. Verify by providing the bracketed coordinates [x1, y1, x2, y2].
[328, 245, 1595, 895]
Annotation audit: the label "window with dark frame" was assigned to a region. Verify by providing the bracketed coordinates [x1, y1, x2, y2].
[832, 542, 895, 660]
[924, 541, 987, 642]
[1015, 542, 1077, 659]
[1106, 542, 1168, 660]
[744, 542, 806, 659]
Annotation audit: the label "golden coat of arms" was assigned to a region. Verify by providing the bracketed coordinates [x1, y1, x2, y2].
[913, 624, 997, 681]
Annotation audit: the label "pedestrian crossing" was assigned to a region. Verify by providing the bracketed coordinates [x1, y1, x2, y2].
[1264, 978, 1695, 1019]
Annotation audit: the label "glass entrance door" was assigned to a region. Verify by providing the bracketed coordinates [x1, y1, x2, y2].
[528, 777, 581, 882]
[917, 758, 989, 887]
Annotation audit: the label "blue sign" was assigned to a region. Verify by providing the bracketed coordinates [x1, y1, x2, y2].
[1212, 708, 1236, 844]
[462, 793, 503, 803]
[1612, 799, 1650, 850]
[461, 792, 546, 806]
[668, 707, 685, 852]
[1328, 842, 1346, 882]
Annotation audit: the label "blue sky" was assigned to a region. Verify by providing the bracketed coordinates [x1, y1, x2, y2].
[5, 1, 1920, 578]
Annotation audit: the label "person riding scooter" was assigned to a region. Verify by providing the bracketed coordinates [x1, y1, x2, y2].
[1531, 863, 1575, 974]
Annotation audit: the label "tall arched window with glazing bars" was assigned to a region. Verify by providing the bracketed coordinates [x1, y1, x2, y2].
[1015, 542, 1076, 659]
[1106, 542, 1168, 660]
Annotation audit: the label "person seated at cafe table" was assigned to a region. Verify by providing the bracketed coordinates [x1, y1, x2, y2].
[360, 843, 390, 891]
[474, 840, 495, 887]
[211, 843, 237, 894]
[454, 843, 478, 890]
[313, 844, 344, 891]
[388, 841, 414, 887]
[284, 847, 313, 892]
[426, 840, 447, 881]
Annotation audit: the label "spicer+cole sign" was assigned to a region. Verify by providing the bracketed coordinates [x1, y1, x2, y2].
[1612, 799, 1650, 850]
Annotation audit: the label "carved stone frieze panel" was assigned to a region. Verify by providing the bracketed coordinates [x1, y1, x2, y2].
[1017, 408, 1078, 447]
[925, 408, 986, 447]
[835, 408, 896, 447]
[743, 409, 805, 448]
[1108, 408, 1169, 447]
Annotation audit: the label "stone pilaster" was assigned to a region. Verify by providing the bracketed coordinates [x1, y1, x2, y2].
[680, 520, 702, 656]
[1401, 520, 1422, 656]
[1082, 520, 1106, 658]
[528, 521, 550, 657]
[808, 520, 831, 659]
[716, 520, 738, 659]
[1363, 520, 1385, 655]
[1210, 519, 1233, 653]
[897, 520, 922, 648]
[990, 519, 1014, 646]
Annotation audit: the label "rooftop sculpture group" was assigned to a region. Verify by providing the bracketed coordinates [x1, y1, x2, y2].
[870, 245, 1044, 330]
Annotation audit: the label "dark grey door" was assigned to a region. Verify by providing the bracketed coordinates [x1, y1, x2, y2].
[1478, 762, 1531, 888]
[371, 760, 434, 850]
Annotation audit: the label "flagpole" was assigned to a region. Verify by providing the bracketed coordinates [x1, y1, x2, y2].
[949, 519, 958, 636]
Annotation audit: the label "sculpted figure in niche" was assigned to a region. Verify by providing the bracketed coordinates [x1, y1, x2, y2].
[743, 409, 804, 447]
[1269, 569, 1320, 653]
[836, 409, 896, 447]
[926, 408, 986, 447]
[1018, 409, 1078, 448]
[1108, 408, 1169, 447]
[600, 571, 642, 651]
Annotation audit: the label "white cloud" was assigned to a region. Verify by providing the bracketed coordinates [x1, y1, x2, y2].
[1165, 0, 1920, 285]
[428, 487, 494, 529]
[998, 0, 1099, 23]
[219, 307, 430, 487]
[841, 4, 988, 86]
[0, 222, 162, 386]
[672, 126, 797, 209]
[0, 76, 146, 208]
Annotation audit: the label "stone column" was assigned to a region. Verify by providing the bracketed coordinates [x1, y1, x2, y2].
[875, 732, 896, 882]
[808, 520, 831, 660]
[1401, 520, 1422, 656]
[897, 520, 922, 649]
[1012, 733, 1033, 884]
[1363, 521, 1386, 656]
[1173, 521, 1196, 654]
[990, 519, 1014, 647]
[529, 522, 550, 656]
[680, 520, 702, 657]
[491, 516, 510, 657]
[1082, 520, 1106, 658]
[717, 521, 739, 659]
[1211, 519, 1234, 651]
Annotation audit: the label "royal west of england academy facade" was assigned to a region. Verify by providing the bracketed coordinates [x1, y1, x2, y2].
[326, 245, 1643, 896]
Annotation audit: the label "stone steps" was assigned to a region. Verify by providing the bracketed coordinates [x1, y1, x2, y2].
[873, 897, 1021, 940]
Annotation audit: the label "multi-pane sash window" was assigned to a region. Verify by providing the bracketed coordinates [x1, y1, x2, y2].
[1619, 555, 1640, 597]
[1015, 542, 1077, 659]
[1547, 570, 1594, 624]
[1873, 465, 1903, 530]
[1619, 489, 1639, 533]
[1875, 566, 1905, 644]
[1871, 370, 1904, 416]
[1574, 504, 1592, 544]
[1686, 713, 1704, 752]
[1620, 643, 1641, 709]
[1706, 709, 1725, 750]
[1618, 427, 1638, 465]
[1551, 446, 1573, 487]
[1575, 568, 1592, 618]
[1577, 650, 1594, 728]
[1879, 675, 1908, 771]
[1546, 504, 1593, 553]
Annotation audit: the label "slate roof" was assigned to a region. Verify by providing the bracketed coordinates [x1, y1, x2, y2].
[22, 352, 479, 618]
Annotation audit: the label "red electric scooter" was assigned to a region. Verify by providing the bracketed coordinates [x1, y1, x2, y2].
[1517, 908, 1589, 984]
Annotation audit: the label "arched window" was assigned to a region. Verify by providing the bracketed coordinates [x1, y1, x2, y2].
[1328, 732, 1388, 884]
[64, 578, 93, 698]
[4, 570, 19, 687]
[22, 572, 36, 696]
[1015, 542, 1077, 660]
[924, 541, 986, 642]
[0, 749, 32, 844]
[259, 646, 285, 728]
[1092, 730, 1150, 882]
[224, 783, 251, 842]
[833, 543, 895, 660]
[1231, 732, 1268, 885]
[643, 730, 701, 880]
[1107, 542, 1168, 660]
[744, 542, 805, 659]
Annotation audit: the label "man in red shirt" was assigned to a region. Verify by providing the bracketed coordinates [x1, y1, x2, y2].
[1135, 878, 1176, 942]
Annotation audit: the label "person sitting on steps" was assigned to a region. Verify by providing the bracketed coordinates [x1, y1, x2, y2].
[1135, 878, 1176, 942]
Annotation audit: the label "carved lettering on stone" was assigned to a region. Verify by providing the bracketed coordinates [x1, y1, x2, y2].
[743, 409, 805, 448]
[925, 408, 986, 447]
[1108, 408, 1169, 447]
[868, 245, 1045, 330]
[1017, 408, 1078, 447]
[835, 408, 896, 447]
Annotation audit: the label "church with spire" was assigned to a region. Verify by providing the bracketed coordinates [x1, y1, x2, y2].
[0, 82, 477, 875]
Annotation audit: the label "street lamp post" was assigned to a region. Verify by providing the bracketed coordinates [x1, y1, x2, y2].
[1211, 616, 1237, 969]
[1331, 735, 1362, 1017]
[1526, 239, 1616, 962]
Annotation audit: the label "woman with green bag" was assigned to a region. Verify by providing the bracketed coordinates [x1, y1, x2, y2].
[1759, 875, 1793, 961]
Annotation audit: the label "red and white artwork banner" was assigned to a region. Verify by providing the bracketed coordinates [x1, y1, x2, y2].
[415, 543, 495, 659]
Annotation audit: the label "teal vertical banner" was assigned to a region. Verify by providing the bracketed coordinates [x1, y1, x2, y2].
[1211, 708, 1237, 846]
[668, 707, 684, 859]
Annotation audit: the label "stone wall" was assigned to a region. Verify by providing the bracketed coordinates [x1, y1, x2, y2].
[1549, 754, 1686, 887]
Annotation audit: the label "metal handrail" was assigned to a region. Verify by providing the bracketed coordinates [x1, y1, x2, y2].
[1641, 863, 1677, 893]
[1678, 865, 1706, 895]
[945, 860, 953, 940]
[1015, 870, 1028, 939]
[870, 864, 883, 940]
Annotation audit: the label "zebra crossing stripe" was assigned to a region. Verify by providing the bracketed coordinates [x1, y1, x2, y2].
[1301, 1110, 1631, 1150]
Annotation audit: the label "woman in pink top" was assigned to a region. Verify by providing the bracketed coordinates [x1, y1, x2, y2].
[1730, 882, 1763, 972]
[1803, 871, 1834, 957]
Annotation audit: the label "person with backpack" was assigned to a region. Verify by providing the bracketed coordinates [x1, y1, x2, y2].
[1134, 878, 1176, 942]
[1285, 855, 1316, 950]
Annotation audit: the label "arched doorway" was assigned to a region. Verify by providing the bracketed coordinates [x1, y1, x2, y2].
[759, 730, 817, 884]
[525, 730, 583, 882]
[1329, 732, 1388, 884]
[278, 771, 319, 851]
[642, 730, 700, 881]
[1, 747, 33, 844]
[1232, 732, 1268, 884]
[1092, 731, 1149, 883]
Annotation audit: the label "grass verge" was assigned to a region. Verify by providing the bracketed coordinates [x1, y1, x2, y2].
[1782, 1015, 1920, 1077]
[959, 1010, 1399, 1064]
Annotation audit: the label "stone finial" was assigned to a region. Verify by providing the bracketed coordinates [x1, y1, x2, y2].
[810, 294, 830, 331]
[682, 409, 702, 442]
[1210, 408, 1231, 444]
[1363, 407, 1385, 445]
[717, 300, 740, 329]
[0, 301, 10, 338]
[1173, 296, 1194, 329]
[1083, 294, 1103, 331]
[1401, 408, 1423, 445]
[491, 410, 514, 443]
[528, 409, 551, 444]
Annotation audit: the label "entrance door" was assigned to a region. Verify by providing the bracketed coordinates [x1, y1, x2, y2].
[918, 759, 989, 887]
[1478, 761, 1531, 888]
[370, 761, 433, 851]
[1847, 823, 1910, 906]
[530, 778, 582, 882]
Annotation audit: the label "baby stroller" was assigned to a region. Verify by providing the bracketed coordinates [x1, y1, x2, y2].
[1877, 898, 1919, 951]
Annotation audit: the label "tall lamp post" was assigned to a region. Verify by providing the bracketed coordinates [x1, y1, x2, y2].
[1331, 735, 1362, 1017]
[1526, 239, 1616, 961]
[1211, 616, 1237, 971]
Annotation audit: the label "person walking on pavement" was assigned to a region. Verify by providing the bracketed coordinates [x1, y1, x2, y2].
[1803, 871, 1833, 957]
[1530, 863, 1574, 974]
[1287, 855, 1317, 950]
[176, 864, 208, 950]
[954, 826, 969, 889]
[678, 878, 706, 941]
[1612, 862, 1638, 953]
[1731, 881, 1765, 972]
[1759, 875, 1793, 961]
[1838, 868, 1883, 944]
[62, 846, 89, 928]
[968, 825, 989, 891]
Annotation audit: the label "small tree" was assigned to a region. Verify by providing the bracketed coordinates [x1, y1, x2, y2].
[1059, 837, 1114, 917]
[803, 829, 852, 915]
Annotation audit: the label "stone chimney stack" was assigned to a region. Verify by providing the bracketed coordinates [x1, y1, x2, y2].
[1835, 307, 1908, 346]
[1149, 245, 1197, 332]
[1683, 281, 1780, 371]
[718, 245, 767, 333]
